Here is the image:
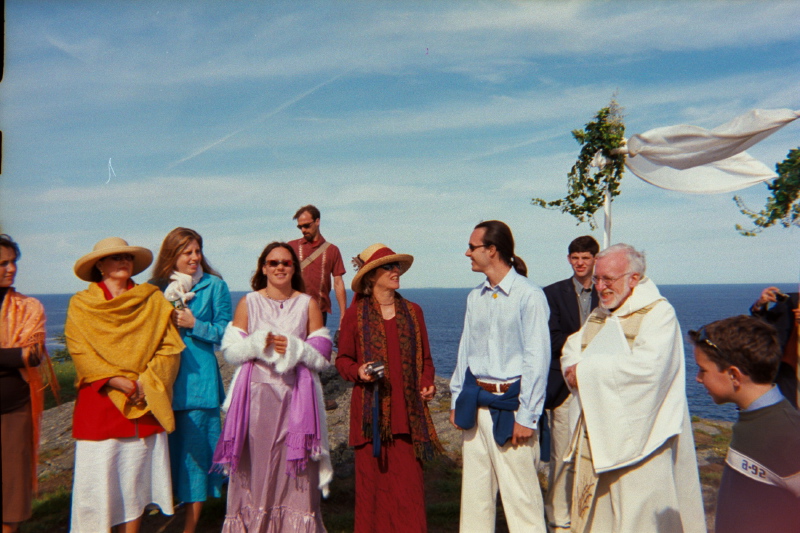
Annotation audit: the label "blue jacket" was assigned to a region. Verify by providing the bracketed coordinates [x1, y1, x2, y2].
[454, 368, 520, 446]
[164, 273, 231, 411]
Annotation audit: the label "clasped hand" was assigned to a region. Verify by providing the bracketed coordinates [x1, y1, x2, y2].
[265, 332, 288, 355]
[107, 376, 145, 406]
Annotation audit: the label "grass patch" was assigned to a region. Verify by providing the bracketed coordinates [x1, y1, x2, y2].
[711, 433, 730, 446]
[700, 468, 723, 485]
[323, 510, 355, 533]
[427, 501, 461, 528]
[21, 486, 72, 533]
[44, 360, 77, 409]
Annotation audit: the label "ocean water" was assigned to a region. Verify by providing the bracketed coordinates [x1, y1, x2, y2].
[33, 283, 796, 422]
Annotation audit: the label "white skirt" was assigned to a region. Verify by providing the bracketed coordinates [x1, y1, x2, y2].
[70, 433, 174, 532]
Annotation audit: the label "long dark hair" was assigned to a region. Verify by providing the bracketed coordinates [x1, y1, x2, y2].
[474, 220, 527, 277]
[151, 227, 221, 287]
[250, 242, 305, 292]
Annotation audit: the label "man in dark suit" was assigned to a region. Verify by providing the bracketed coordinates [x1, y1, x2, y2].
[751, 286, 800, 409]
[542, 235, 599, 532]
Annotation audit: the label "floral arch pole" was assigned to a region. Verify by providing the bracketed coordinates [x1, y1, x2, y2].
[533, 104, 800, 247]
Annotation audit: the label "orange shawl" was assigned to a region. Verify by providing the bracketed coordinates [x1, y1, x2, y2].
[0, 288, 60, 493]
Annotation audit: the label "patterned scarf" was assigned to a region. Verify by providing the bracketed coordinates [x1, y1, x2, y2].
[355, 293, 443, 461]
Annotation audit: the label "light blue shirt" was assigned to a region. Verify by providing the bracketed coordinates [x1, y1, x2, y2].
[743, 385, 784, 412]
[450, 268, 551, 429]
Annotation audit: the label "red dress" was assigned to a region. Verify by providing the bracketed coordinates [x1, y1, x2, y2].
[336, 300, 436, 533]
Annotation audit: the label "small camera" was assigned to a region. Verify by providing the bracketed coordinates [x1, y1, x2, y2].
[776, 291, 790, 302]
[365, 362, 385, 379]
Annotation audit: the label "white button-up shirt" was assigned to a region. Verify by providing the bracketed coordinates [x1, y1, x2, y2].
[450, 268, 551, 428]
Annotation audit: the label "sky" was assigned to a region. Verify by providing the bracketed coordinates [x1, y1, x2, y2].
[1, 0, 799, 294]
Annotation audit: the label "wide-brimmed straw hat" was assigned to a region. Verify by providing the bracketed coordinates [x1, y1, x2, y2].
[73, 237, 153, 282]
[351, 243, 413, 293]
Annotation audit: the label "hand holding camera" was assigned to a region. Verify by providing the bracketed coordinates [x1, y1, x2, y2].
[358, 361, 385, 382]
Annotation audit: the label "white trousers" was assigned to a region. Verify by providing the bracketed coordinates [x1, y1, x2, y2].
[460, 407, 547, 533]
[545, 394, 574, 530]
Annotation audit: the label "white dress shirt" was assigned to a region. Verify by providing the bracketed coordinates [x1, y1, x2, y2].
[450, 268, 551, 429]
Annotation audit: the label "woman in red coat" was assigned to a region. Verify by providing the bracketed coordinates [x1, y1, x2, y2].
[335, 243, 442, 533]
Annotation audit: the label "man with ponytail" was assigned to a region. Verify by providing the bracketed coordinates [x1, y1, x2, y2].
[450, 220, 550, 532]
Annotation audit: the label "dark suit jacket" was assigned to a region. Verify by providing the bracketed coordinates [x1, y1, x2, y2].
[543, 277, 599, 410]
[752, 292, 799, 408]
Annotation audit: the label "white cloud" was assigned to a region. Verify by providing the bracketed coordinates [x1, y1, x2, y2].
[3, 0, 800, 294]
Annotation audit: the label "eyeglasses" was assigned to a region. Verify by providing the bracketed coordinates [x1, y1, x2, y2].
[467, 244, 488, 252]
[379, 262, 401, 271]
[265, 259, 293, 268]
[591, 272, 632, 287]
[297, 222, 315, 230]
[106, 254, 134, 262]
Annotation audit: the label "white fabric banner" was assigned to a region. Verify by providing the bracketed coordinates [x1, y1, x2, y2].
[624, 108, 800, 194]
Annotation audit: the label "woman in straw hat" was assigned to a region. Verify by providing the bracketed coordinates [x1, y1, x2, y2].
[335, 243, 443, 533]
[65, 237, 184, 533]
[214, 242, 333, 532]
[150, 228, 231, 533]
[1, 234, 59, 533]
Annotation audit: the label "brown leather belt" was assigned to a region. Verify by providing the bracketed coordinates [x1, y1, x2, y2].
[476, 379, 514, 393]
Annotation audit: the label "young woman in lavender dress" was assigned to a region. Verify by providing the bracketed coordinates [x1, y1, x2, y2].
[214, 242, 333, 533]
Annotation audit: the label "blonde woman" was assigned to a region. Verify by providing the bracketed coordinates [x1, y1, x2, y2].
[150, 228, 231, 533]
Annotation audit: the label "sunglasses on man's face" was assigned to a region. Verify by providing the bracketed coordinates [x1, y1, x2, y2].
[297, 222, 314, 230]
[265, 260, 293, 268]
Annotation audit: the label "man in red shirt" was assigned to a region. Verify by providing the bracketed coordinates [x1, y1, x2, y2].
[289, 205, 347, 328]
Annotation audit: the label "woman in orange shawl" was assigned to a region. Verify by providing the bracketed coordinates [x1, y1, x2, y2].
[66, 237, 183, 533]
[1, 234, 58, 533]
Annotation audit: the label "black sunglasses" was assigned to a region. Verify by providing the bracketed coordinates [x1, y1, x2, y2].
[379, 262, 401, 271]
[265, 259, 293, 268]
[297, 222, 314, 230]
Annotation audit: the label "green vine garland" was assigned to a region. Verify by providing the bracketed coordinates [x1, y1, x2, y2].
[734, 147, 800, 236]
[532, 99, 626, 229]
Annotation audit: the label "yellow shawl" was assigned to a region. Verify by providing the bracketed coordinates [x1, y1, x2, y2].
[65, 283, 184, 432]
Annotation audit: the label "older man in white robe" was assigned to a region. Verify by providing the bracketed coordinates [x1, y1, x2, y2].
[562, 244, 705, 533]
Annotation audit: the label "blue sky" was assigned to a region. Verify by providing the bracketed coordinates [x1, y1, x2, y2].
[2, 1, 799, 294]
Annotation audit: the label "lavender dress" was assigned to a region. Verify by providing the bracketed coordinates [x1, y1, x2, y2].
[222, 292, 326, 533]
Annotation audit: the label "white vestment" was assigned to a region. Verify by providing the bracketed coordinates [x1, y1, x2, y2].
[562, 278, 706, 532]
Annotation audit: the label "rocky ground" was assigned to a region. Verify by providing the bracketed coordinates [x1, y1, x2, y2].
[36, 352, 728, 532]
